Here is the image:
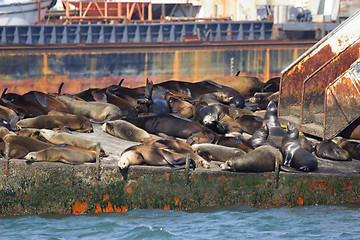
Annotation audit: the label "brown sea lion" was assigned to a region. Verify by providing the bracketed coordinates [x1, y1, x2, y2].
[0, 126, 15, 139]
[24, 145, 96, 164]
[15, 115, 93, 133]
[56, 95, 122, 122]
[0, 142, 29, 159]
[39, 129, 105, 155]
[3, 134, 53, 152]
[210, 75, 264, 98]
[75, 89, 138, 118]
[191, 143, 246, 162]
[140, 137, 210, 168]
[220, 145, 283, 172]
[237, 115, 264, 135]
[118, 144, 195, 170]
[315, 140, 350, 161]
[339, 140, 360, 160]
[102, 120, 151, 142]
[282, 122, 318, 172]
[0, 105, 19, 129]
[23, 91, 69, 113]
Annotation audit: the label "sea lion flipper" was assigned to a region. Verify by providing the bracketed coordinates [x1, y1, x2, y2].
[283, 152, 293, 166]
[60, 159, 84, 165]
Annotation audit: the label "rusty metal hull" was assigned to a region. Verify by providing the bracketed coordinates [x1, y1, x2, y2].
[279, 10, 360, 139]
[0, 40, 313, 94]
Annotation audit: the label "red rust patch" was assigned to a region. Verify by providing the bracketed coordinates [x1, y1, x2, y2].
[208, 175, 214, 181]
[102, 193, 110, 201]
[342, 181, 353, 189]
[72, 200, 88, 215]
[296, 196, 304, 206]
[125, 186, 133, 194]
[164, 172, 170, 181]
[308, 181, 330, 191]
[275, 200, 282, 208]
[217, 176, 226, 181]
[174, 197, 181, 207]
[163, 205, 170, 210]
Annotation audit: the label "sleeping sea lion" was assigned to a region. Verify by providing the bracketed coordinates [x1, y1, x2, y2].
[56, 95, 122, 122]
[281, 122, 318, 172]
[39, 129, 105, 155]
[15, 115, 93, 133]
[118, 144, 195, 170]
[102, 120, 151, 142]
[3, 134, 53, 152]
[339, 140, 360, 160]
[126, 113, 210, 139]
[220, 145, 283, 172]
[315, 140, 350, 161]
[191, 143, 246, 162]
[24, 145, 96, 164]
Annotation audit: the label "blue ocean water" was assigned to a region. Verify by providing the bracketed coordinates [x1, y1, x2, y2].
[0, 204, 359, 240]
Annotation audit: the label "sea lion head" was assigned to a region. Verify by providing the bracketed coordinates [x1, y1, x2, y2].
[24, 152, 39, 161]
[118, 150, 143, 170]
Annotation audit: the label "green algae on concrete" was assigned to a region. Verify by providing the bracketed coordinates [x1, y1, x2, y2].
[0, 159, 359, 216]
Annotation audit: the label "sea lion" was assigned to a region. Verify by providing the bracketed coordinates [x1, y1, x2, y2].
[126, 113, 210, 139]
[56, 95, 122, 122]
[315, 140, 351, 161]
[228, 105, 254, 119]
[3, 134, 53, 152]
[141, 137, 210, 168]
[39, 129, 105, 155]
[186, 129, 217, 145]
[15, 115, 93, 133]
[76, 89, 138, 118]
[237, 115, 263, 135]
[22, 91, 69, 113]
[339, 140, 360, 160]
[261, 76, 280, 93]
[24, 145, 96, 164]
[0, 142, 29, 159]
[250, 123, 269, 148]
[209, 75, 264, 98]
[191, 143, 246, 162]
[0, 126, 15, 139]
[118, 144, 195, 170]
[281, 122, 318, 172]
[197, 104, 227, 134]
[0, 105, 19, 129]
[263, 101, 285, 137]
[102, 120, 151, 142]
[220, 145, 283, 172]
[168, 96, 194, 119]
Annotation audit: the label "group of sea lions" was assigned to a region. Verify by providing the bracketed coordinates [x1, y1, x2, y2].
[0, 75, 359, 173]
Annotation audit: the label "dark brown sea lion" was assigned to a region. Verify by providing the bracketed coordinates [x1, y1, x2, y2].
[168, 96, 194, 119]
[281, 122, 318, 172]
[250, 123, 269, 148]
[237, 115, 264, 135]
[24, 145, 96, 164]
[220, 145, 283, 172]
[126, 113, 210, 139]
[56, 95, 122, 122]
[102, 120, 151, 142]
[315, 140, 351, 161]
[15, 115, 93, 133]
[0, 105, 19, 129]
[0, 142, 29, 159]
[261, 76, 280, 93]
[76, 88, 138, 118]
[118, 144, 195, 170]
[3, 134, 53, 152]
[1, 89, 48, 117]
[339, 140, 360, 160]
[23, 91, 70, 113]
